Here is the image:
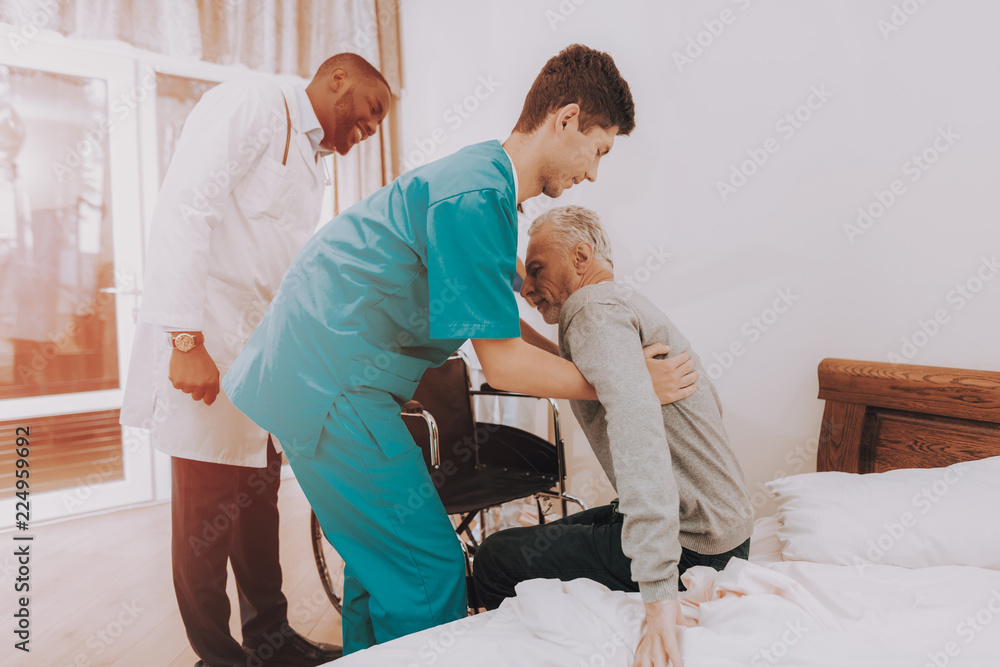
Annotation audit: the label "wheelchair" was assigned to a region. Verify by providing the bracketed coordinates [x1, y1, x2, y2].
[310, 352, 585, 613]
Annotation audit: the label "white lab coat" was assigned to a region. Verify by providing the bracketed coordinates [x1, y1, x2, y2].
[121, 80, 325, 467]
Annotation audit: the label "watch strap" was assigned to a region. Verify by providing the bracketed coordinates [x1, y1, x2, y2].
[168, 332, 205, 351]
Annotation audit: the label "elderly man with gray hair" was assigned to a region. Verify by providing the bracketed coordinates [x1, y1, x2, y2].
[473, 205, 754, 667]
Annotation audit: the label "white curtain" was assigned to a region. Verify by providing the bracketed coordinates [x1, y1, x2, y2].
[0, 0, 402, 192]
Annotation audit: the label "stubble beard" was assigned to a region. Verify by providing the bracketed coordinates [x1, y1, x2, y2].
[330, 92, 356, 155]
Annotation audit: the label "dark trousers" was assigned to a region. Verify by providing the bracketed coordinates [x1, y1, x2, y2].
[473, 503, 751, 611]
[171, 438, 289, 667]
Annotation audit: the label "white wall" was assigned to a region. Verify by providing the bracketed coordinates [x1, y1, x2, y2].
[396, 0, 1000, 516]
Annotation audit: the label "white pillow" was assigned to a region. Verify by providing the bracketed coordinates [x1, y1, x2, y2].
[766, 455, 1000, 571]
[748, 515, 783, 564]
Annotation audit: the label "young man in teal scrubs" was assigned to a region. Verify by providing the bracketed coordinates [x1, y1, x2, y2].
[223, 44, 697, 654]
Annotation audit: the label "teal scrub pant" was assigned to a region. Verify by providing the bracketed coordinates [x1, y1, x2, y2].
[287, 390, 467, 654]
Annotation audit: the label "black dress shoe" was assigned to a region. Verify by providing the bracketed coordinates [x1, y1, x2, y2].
[246, 631, 342, 666]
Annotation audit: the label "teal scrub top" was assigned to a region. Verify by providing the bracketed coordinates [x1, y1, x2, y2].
[223, 140, 520, 458]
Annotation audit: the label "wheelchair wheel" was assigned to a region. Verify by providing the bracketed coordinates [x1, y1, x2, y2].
[310, 510, 345, 613]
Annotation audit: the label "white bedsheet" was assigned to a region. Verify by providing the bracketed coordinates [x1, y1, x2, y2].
[333, 519, 1000, 667]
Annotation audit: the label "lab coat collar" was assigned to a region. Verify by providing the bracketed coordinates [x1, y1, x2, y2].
[286, 83, 331, 159]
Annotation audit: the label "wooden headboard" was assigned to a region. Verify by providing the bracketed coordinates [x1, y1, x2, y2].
[816, 358, 1000, 474]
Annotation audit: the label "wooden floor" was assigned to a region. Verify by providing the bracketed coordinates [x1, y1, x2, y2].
[1, 478, 341, 667]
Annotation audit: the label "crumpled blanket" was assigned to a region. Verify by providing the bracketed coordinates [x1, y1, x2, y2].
[337, 558, 1000, 667]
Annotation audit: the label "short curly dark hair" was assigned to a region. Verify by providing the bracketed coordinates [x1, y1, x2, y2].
[513, 44, 635, 136]
[314, 52, 391, 95]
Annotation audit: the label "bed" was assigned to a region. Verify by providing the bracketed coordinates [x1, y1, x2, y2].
[330, 358, 1000, 666]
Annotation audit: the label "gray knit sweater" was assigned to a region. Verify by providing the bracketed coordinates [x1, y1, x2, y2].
[558, 282, 754, 602]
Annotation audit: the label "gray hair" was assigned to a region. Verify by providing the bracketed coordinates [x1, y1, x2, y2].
[527, 205, 614, 268]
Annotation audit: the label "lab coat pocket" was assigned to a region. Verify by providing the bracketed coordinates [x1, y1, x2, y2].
[242, 156, 299, 225]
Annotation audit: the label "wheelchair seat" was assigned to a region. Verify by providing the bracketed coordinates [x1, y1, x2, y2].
[428, 423, 558, 515]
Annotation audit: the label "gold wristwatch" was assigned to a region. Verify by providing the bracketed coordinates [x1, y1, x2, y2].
[168, 332, 205, 352]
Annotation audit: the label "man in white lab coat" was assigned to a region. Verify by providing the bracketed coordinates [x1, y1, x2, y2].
[121, 53, 391, 667]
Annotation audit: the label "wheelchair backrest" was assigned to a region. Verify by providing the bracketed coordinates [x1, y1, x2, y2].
[405, 355, 480, 478]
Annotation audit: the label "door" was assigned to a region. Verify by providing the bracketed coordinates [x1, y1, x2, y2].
[0, 34, 149, 525]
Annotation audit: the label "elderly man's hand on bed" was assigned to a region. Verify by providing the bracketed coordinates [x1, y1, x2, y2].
[644, 344, 699, 405]
[633, 598, 691, 667]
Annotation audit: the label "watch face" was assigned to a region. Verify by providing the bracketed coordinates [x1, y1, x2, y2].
[175, 334, 195, 352]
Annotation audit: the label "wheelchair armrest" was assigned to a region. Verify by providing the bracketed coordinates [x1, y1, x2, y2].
[400, 408, 441, 468]
[471, 387, 545, 401]
[470, 389, 562, 418]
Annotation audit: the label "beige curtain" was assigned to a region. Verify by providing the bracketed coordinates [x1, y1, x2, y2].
[0, 0, 401, 195]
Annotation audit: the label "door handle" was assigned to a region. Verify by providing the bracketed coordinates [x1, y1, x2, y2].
[99, 271, 142, 322]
